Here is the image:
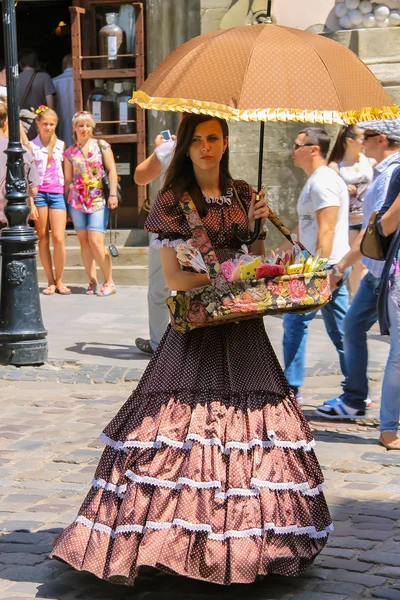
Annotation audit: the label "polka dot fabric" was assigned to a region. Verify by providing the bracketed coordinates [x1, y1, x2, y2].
[50, 182, 333, 586]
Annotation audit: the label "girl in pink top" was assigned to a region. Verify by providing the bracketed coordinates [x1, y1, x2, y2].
[31, 107, 70, 295]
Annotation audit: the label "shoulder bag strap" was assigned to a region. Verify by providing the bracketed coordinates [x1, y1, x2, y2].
[20, 71, 38, 108]
[180, 192, 226, 287]
[97, 139, 107, 172]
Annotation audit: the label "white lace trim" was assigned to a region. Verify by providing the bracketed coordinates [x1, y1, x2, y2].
[150, 238, 185, 249]
[92, 478, 127, 498]
[100, 431, 315, 456]
[124, 470, 326, 498]
[75, 515, 334, 541]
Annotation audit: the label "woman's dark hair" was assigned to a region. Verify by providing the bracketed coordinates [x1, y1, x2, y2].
[328, 124, 361, 164]
[163, 113, 231, 217]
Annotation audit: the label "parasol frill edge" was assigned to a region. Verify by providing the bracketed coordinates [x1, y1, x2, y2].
[130, 90, 399, 126]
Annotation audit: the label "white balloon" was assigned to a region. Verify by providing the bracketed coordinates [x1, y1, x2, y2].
[359, 0, 373, 13]
[374, 4, 390, 18]
[339, 14, 354, 27]
[335, 2, 348, 17]
[348, 8, 363, 22]
[362, 11, 377, 25]
[376, 16, 390, 25]
[388, 9, 400, 24]
[345, 0, 360, 8]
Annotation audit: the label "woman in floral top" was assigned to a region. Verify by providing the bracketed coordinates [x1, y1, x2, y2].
[64, 111, 118, 296]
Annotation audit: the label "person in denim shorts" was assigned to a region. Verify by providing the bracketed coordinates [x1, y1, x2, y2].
[31, 107, 70, 295]
[65, 111, 118, 296]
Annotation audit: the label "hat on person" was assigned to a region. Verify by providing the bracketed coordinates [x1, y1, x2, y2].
[357, 118, 400, 142]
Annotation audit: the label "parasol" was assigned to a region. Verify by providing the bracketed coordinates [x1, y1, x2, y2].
[131, 23, 397, 244]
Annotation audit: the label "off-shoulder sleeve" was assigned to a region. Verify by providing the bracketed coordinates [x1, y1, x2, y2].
[145, 188, 191, 247]
[233, 179, 254, 212]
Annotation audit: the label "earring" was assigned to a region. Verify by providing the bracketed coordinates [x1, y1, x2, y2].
[186, 153, 189, 157]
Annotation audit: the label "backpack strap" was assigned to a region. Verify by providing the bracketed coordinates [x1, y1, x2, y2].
[20, 71, 38, 109]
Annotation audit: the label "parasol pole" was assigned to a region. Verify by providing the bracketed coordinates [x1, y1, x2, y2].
[231, 122, 264, 245]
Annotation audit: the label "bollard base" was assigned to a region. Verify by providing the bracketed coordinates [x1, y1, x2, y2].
[0, 339, 48, 365]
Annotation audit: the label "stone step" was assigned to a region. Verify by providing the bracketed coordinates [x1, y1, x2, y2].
[51, 246, 149, 267]
[37, 265, 148, 286]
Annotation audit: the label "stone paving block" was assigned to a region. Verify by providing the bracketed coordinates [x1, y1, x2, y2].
[288, 593, 346, 600]
[376, 566, 400, 578]
[320, 547, 356, 559]
[316, 556, 371, 572]
[360, 551, 400, 567]
[0, 542, 52, 554]
[372, 590, 400, 600]
[0, 520, 44, 532]
[332, 571, 388, 587]
[362, 452, 400, 466]
[5, 581, 40, 595]
[0, 564, 60, 581]
[327, 537, 376, 551]
[0, 552, 48, 566]
[314, 581, 365, 597]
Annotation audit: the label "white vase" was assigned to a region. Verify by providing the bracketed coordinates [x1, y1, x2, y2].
[376, 16, 390, 24]
[339, 14, 353, 27]
[359, 0, 373, 13]
[345, 0, 360, 8]
[349, 8, 364, 22]
[374, 4, 390, 19]
[362, 11, 377, 25]
[335, 2, 348, 17]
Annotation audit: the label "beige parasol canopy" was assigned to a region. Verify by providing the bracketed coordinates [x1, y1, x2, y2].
[130, 23, 397, 125]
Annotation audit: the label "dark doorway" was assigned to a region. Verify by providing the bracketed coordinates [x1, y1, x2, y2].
[1, 0, 72, 77]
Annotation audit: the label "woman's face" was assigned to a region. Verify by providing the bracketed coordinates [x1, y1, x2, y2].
[74, 119, 93, 142]
[188, 119, 228, 173]
[347, 126, 365, 154]
[37, 115, 57, 138]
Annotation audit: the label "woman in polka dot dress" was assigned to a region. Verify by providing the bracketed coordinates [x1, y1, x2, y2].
[51, 114, 333, 585]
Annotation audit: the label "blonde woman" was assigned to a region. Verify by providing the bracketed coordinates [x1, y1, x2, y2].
[64, 111, 118, 296]
[30, 106, 70, 295]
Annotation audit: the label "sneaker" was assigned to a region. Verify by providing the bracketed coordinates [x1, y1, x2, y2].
[315, 399, 366, 420]
[323, 396, 372, 409]
[135, 338, 154, 355]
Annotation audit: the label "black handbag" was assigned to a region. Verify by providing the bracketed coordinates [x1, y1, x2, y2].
[97, 140, 122, 205]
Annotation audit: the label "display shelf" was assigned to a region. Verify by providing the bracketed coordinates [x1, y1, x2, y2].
[80, 69, 137, 79]
[70, 0, 146, 227]
[94, 133, 137, 143]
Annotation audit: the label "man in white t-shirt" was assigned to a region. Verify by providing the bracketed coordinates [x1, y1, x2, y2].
[134, 134, 176, 354]
[282, 127, 350, 403]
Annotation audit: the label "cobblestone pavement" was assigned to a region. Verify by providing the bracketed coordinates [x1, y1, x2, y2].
[0, 373, 399, 600]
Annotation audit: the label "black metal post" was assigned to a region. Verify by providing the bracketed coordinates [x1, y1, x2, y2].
[0, 0, 47, 364]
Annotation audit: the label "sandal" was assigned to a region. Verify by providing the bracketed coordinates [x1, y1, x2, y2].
[85, 280, 98, 295]
[56, 285, 71, 295]
[97, 282, 116, 297]
[42, 284, 56, 295]
[379, 432, 400, 450]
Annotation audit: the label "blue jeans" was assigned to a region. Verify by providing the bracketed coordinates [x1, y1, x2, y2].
[380, 282, 400, 432]
[340, 271, 381, 409]
[283, 274, 350, 391]
[68, 205, 109, 233]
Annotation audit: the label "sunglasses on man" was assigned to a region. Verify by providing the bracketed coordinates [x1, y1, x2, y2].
[292, 143, 314, 151]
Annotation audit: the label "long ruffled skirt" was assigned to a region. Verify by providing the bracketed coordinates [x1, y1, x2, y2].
[50, 319, 332, 585]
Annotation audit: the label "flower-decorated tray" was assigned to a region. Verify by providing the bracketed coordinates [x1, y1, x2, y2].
[167, 272, 331, 333]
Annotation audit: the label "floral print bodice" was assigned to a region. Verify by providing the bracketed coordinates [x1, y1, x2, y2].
[145, 179, 254, 264]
